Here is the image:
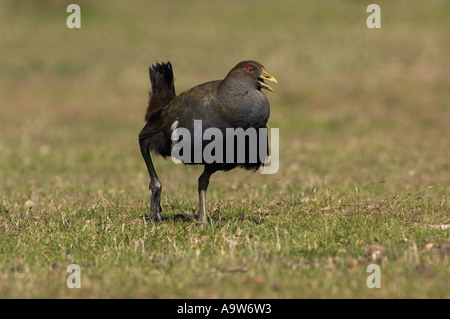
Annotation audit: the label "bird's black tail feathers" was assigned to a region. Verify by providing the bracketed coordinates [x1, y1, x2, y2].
[144, 62, 176, 122]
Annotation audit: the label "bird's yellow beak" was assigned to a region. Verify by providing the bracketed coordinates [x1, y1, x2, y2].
[258, 67, 278, 92]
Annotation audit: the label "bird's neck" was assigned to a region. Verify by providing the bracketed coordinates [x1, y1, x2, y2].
[218, 77, 257, 101]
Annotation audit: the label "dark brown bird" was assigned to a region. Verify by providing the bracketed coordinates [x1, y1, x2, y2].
[139, 60, 277, 225]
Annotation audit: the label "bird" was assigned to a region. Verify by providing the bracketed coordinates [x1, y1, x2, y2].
[138, 60, 277, 225]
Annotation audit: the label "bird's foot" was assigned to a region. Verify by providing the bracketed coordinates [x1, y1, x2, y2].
[196, 219, 208, 227]
[149, 181, 162, 222]
[196, 210, 208, 227]
[150, 203, 162, 222]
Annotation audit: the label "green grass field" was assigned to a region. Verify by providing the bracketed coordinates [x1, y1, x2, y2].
[0, 0, 449, 298]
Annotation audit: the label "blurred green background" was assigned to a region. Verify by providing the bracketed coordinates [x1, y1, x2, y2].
[0, 0, 449, 298]
[1, 0, 448, 194]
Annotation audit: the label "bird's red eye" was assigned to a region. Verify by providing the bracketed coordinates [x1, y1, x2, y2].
[247, 66, 254, 72]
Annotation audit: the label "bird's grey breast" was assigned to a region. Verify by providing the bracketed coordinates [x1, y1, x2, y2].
[219, 89, 270, 128]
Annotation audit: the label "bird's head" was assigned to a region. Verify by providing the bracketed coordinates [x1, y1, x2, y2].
[225, 61, 278, 92]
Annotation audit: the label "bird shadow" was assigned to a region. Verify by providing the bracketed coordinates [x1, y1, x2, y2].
[139, 207, 262, 225]
[138, 213, 194, 223]
[138, 213, 241, 226]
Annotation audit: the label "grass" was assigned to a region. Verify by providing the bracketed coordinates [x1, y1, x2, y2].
[0, 0, 449, 298]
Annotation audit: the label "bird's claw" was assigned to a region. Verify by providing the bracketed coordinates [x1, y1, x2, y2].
[150, 203, 162, 222]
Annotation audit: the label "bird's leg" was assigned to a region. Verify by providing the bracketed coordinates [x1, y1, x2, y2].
[198, 167, 214, 225]
[139, 140, 162, 221]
